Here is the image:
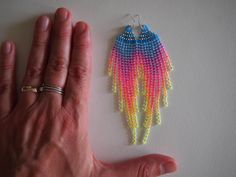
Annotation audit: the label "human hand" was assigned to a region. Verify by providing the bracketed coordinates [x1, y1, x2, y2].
[0, 8, 177, 177]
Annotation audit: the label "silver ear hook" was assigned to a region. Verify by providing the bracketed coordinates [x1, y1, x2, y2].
[127, 14, 136, 28]
[129, 14, 135, 28]
[134, 14, 143, 29]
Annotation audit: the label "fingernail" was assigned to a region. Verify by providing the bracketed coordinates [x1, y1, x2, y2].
[76, 22, 87, 35]
[37, 16, 49, 32]
[1, 41, 12, 54]
[56, 8, 69, 21]
[160, 161, 177, 174]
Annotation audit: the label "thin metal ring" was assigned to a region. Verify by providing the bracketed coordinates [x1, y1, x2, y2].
[38, 84, 64, 95]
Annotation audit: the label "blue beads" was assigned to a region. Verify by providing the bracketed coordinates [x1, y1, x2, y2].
[125, 25, 133, 32]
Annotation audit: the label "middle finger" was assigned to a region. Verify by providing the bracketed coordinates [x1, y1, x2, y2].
[43, 8, 72, 99]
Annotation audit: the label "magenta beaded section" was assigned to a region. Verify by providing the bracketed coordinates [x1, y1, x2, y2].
[107, 25, 173, 144]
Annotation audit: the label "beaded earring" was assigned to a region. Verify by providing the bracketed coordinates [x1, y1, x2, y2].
[107, 16, 173, 144]
[108, 24, 139, 144]
[137, 23, 173, 144]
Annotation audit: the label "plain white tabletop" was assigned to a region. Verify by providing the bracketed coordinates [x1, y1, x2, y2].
[1, 0, 236, 177]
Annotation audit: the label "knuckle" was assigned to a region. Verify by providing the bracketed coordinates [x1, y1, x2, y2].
[55, 27, 71, 39]
[48, 56, 68, 73]
[32, 38, 48, 47]
[73, 40, 90, 51]
[0, 64, 14, 71]
[68, 64, 90, 81]
[0, 82, 11, 94]
[66, 96, 83, 107]
[25, 65, 43, 80]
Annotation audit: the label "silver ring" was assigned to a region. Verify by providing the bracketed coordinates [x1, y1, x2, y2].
[39, 84, 64, 95]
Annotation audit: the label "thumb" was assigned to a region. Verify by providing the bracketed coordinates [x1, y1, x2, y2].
[98, 154, 177, 177]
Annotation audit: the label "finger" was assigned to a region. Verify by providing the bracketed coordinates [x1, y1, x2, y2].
[20, 16, 51, 106]
[43, 8, 72, 98]
[99, 154, 177, 177]
[0, 41, 16, 119]
[63, 22, 92, 111]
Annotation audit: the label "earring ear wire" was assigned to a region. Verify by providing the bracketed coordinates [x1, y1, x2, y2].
[134, 14, 143, 29]
[126, 13, 136, 29]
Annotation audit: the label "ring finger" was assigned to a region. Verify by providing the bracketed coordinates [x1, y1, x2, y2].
[20, 15, 51, 107]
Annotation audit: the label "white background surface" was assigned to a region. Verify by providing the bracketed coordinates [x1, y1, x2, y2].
[1, 0, 236, 177]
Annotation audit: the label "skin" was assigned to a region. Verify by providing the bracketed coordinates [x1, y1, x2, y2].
[0, 8, 177, 177]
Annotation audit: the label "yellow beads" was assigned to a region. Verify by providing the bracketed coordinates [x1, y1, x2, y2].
[107, 57, 113, 77]
[142, 98, 148, 111]
[162, 95, 168, 107]
[126, 107, 138, 129]
[166, 57, 174, 71]
[112, 79, 117, 93]
[143, 112, 153, 128]
[131, 128, 137, 144]
[119, 98, 124, 112]
[165, 72, 173, 90]
[155, 110, 161, 125]
[142, 128, 151, 144]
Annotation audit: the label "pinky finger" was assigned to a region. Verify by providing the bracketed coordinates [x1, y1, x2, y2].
[0, 41, 16, 120]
